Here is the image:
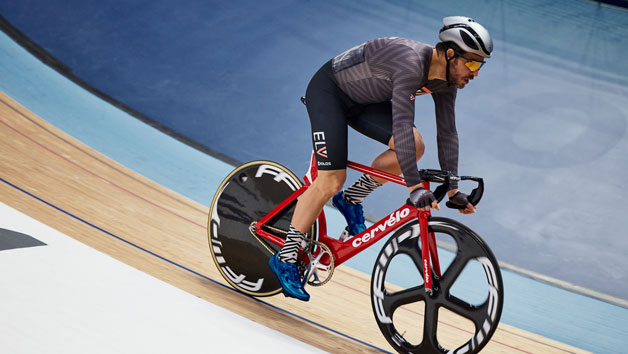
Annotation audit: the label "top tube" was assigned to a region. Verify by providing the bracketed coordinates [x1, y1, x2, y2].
[341, 159, 483, 207]
[345, 161, 459, 185]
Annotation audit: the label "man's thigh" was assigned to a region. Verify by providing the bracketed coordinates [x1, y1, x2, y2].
[348, 101, 393, 146]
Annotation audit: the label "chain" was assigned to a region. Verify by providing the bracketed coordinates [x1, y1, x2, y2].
[261, 224, 289, 235]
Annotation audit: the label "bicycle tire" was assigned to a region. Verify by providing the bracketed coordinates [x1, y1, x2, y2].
[208, 160, 315, 296]
[371, 217, 503, 354]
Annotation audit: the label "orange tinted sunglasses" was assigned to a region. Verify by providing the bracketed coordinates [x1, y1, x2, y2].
[455, 51, 485, 71]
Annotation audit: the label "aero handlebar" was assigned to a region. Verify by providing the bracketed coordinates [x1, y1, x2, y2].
[418, 169, 484, 207]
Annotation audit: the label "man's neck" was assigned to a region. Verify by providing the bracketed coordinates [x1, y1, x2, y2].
[428, 48, 447, 81]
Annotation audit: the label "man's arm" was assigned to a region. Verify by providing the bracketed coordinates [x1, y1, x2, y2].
[390, 86, 421, 189]
[432, 88, 459, 188]
[433, 89, 476, 214]
[382, 46, 424, 190]
[379, 44, 440, 210]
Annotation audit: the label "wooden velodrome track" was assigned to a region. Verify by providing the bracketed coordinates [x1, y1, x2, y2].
[0, 90, 591, 354]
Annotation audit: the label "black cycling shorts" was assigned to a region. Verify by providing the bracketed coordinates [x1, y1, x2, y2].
[305, 60, 394, 170]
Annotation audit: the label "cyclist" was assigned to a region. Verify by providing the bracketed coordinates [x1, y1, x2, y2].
[269, 16, 493, 301]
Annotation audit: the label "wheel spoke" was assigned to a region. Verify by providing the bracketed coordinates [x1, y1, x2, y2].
[422, 300, 440, 349]
[440, 252, 472, 291]
[403, 243, 426, 281]
[442, 294, 487, 330]
[383, 285, 426, 311]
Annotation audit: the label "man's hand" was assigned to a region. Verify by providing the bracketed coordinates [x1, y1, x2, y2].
[409, 187, 440, 211]
[447, 189, 476, 215]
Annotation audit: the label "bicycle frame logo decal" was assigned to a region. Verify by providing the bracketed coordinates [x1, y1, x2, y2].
[423, 258, 430, 285]
[313, 131, 329, 160]
[352, 208, 411, 248]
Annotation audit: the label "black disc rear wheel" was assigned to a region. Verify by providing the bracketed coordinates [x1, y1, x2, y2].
[208, 161, 314, 296]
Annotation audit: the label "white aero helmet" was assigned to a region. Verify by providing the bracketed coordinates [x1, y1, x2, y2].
[438, 16, 493, 58]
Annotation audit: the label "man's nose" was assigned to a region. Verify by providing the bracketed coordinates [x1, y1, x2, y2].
[472, 70, 480, 77]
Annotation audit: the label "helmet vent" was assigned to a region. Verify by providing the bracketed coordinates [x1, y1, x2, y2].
[460, 30, 479, 50]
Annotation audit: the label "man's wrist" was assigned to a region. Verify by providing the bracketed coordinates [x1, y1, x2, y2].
[408, 184, 423, 193]
[447, 189, 459, 198]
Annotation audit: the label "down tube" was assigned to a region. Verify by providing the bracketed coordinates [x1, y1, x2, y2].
[334, 204, 418, 266]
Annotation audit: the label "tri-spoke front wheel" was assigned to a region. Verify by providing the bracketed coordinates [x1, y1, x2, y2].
[371, 217, 503, 353]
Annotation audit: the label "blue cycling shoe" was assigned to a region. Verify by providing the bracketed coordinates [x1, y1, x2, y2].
[268, 254, 310, 301]
[332, 191, 366, 237]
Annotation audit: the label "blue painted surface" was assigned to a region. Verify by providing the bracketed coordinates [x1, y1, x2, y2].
[0, 30, 234, 201]
[2, 5, 628, 353]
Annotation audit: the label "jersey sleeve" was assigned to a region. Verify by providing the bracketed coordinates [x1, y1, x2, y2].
[431, 88, 459, 189]
[385, 48, 424, 187]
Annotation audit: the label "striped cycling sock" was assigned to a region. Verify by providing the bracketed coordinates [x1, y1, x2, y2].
[343, 174, 382, 205]
[277, 225, 306, 264]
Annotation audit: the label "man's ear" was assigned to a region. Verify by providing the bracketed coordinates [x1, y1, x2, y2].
[446, 48, 455, 61]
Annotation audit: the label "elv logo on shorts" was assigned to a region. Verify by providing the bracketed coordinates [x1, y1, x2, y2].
[313, 131, 328, 158]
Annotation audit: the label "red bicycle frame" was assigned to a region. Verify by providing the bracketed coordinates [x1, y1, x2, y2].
[255, 153, 443, 293]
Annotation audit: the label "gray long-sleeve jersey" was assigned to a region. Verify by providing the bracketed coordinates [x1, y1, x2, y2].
[332, 37, 459, 188]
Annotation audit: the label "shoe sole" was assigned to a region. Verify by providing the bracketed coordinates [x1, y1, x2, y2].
[268, 256, 309, 301]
